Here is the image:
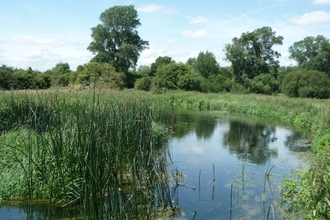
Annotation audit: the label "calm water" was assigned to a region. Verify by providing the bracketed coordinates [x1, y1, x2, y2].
[0, 111, 310, 220]
[168, 110, 310, 220]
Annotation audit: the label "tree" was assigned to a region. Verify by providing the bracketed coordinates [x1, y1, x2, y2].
[134, 76, 152, 91]
[87, 5, 149, 73]
[288, 35, 330, 75]
[150, 56, 174, 76]
[195, 51, 220, 78]
[199, 67, 234, 93]
[152, 63, 200, 92]
[75, 62, 126, 89]
[52, 62, 71, 74]
[186, 57, 197, 67]
[224, 26, 283, 84]
[136, 65, 151, 76]
[0, 65, 14, 90]
[51, 62, 71, 86]
[281, 69, 330, 98]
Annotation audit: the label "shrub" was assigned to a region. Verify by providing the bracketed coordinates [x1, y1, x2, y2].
[135, 76, 152, 91]
[281, 69, 330, 98]
[152, 62, 200, 92]
[249, 73, 279, 95]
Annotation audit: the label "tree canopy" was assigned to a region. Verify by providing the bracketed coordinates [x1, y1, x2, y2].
[224, 26, 283, 84]
[150, 56, 174, 76]
[281, 69, 330, 98]
[289, 35, 330, 75]
[87, 5, 149, 73]
[195, 51, 220, 78]
[152, 62, 200, 92]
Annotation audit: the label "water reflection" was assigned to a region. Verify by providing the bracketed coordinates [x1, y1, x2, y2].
[284, 131, 312, 152]
[169, 110, 310, 219]
[223, 120, 278, 164]
[172, 111, 220, 140]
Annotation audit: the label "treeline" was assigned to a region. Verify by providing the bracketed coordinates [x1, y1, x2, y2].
[1, 5, 330, 99]
[1, 32, 329, 99]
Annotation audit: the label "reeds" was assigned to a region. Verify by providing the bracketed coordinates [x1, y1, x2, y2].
[0, 90, 174, 219]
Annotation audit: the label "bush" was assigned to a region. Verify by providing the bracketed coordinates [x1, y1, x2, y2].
[152, 62, 200, 92]
[135, 76, 152, 91]
[75, 62, 126, 89]
[281, 69, 330, 98]
[249, 73, 279, 95]
[200, 74, 234, 93]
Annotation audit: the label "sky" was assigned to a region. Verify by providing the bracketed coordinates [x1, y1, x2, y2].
[0, 0, 330, 72]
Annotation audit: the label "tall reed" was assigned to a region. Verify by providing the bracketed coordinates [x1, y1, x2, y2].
[0, 90, 174, 219]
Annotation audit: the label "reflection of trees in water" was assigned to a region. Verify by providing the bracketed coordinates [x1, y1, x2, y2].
[171, 113, 195, 139]
[195, 116, 217, 140]
[171, 112, 218, 140]
[284, 131, 311, 152]
[223, 121, 278, 164]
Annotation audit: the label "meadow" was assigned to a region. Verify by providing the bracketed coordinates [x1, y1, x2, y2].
[0, 89, 330, 219]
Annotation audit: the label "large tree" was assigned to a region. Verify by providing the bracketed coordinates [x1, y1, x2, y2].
[224, 26, 283, 84]
[195, 51, 220, 78]
[87, 5, 149, 73]
[289, 35, 330, 75]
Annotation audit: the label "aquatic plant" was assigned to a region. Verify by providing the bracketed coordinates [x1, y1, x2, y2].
[0, 90, 174, 219]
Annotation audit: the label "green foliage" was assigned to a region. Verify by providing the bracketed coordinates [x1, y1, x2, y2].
[315, 133, 330, 153]
[136, 65, 151, 76]
[281, 148, 330, 219]
[281, 69, 330, 98]
[0, 65, 14, 90]
[125, 70, 141, 88]
[150, 56, 174, 76]
[294, 112, 313, 130]
[224, 26, 283, 84]
[200, 72, 234, 93]
[249, 73, 279, 95]
[51, 62, 71, 86]
[289, 35, 330, 75]
[152, 62, 200, 93]
[0, 65, 51, 90]
[195, 51, 220, 78]
[75, 62, 126, 89]
[87, 5, 149, 73]
[134, 76, 152, 91]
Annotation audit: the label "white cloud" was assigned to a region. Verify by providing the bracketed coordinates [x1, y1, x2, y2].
[312, 0, 330, 4]
[1, 35, 91, 71]
[189, 16, 209, 24]
[137, 4, 178, 14]
[181, 30, 212, 39]
[288, 11, 330, 25]
[9, 36, 62, 46]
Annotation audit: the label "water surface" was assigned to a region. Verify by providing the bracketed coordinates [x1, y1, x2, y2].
[168, 110, 310, 220]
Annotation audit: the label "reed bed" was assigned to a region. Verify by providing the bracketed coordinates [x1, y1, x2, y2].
[0, 90, 175, 219]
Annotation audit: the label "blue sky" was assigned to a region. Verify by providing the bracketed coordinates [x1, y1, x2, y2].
[1, 0, 330, 71]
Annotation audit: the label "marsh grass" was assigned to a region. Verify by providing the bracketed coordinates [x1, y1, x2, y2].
[0, 90, 174, 219]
